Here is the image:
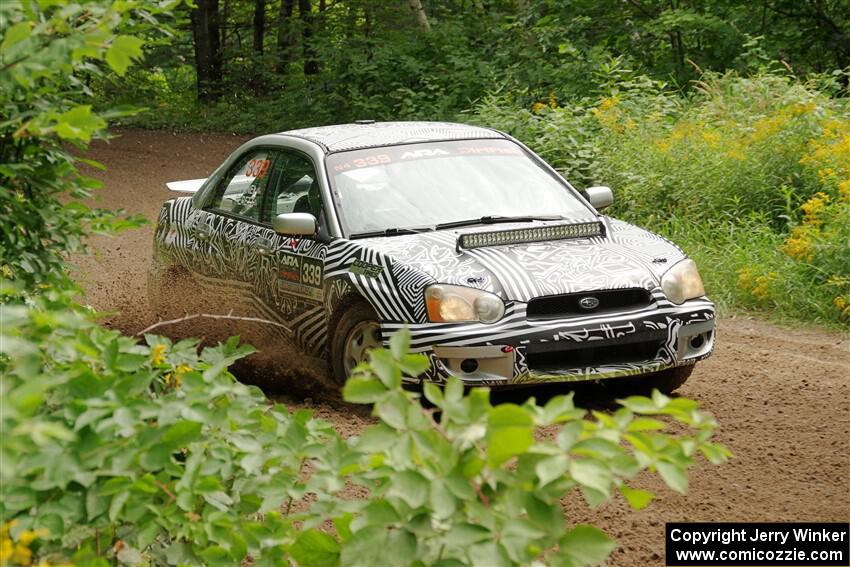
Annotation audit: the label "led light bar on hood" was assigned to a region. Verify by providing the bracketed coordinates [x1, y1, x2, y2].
[458, 221, 604, 250]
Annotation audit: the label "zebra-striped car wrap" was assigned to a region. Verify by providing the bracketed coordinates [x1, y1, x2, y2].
[151, 194, 715, 385]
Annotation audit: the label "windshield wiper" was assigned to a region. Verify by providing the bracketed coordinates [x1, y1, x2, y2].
[349, 226, 436, 239]
[435, 215, 566, 230]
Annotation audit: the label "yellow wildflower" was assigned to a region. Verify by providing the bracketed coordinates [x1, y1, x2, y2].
[835, 296, 847, 310]
[737, 267, 753, 290]
[531, 102, 546, 114]
[17, 530, 47, 546]
[1, 538, 13, 563]
[598, 96, 617, 112]
[12, 542, 32, 566]
[591, 96, 624, 131]
[175, 364, 193, 374]
[150, 343, 166, 365]
[800, 119, 850, 185]
[838, 180, 850, 201]
[783, 225, 817, 261]
[0, 520, 16, 536]
[750, 113, 788, 142]
[800, 192, 830, 226]
[821, 119, 848, 139]
[827, 275, 850, 287]
[726, 148, 746, 161]
[791, 101, 816, 115]
[700, 130, 721, 147]
[817, 167, 837, 183]
[547, 92, 558, 109]
[752, 272, 776, 300]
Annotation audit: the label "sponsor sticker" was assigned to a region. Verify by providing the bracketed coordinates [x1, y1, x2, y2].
[245, 158, 271, 178]
[349, 259, 383, 278]
[277, 253, 324, 297]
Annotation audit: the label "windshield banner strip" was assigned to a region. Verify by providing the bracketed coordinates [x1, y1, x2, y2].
[458, 221, 604, 250]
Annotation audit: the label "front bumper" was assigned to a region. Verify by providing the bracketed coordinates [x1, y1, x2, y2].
[384, 294, 715, 386]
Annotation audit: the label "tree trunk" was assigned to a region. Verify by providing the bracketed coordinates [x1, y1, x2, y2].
[276, 0, 295, 74]
[222, 0, 231, 51]
[190, 0, 223, 102]
[253, 0, 265, 53]
[251, 0, 265, 96]
[300, 0, 319, 75]
[408, 0, 431, 32]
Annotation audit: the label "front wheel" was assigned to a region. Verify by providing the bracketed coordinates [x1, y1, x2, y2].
[330, 302, 382, 386]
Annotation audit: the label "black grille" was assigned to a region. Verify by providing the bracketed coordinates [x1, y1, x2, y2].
[527, 288, 652, 320]
[525, 334, 665, 371]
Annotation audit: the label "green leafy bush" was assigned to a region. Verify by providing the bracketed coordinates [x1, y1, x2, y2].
[473, 70, 850, 327]
[0, 0, 174, 289]
[1, 288, 729, 566]
[1, 285, 348, 566]
[1, 3, 734, 565]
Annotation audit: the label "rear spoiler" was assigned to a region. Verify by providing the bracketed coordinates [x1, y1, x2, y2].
[166, 178, 206, 193]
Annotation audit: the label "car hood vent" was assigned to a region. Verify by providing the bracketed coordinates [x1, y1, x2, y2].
[457, 221, 604, 250]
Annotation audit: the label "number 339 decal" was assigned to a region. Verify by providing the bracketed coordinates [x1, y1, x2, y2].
[245, 159, 271, 178]
[301, 260, 322, 287]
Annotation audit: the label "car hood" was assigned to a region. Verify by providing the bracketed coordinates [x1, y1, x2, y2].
[353, 218, 686, 302]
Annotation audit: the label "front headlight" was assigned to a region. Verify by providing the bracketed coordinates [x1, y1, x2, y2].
[661, 259, 706, 304]
[425, 284, 505, 323]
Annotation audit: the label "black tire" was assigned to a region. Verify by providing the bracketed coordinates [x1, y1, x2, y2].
[330, 301, 381, 386]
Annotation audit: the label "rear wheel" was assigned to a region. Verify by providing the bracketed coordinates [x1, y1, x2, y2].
[330, 302, 381, 386]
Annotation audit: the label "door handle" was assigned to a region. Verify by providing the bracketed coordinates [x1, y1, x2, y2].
[253, 237, 273, 256]
[194, 226, 211, 241]
[193, 218, 212, 241]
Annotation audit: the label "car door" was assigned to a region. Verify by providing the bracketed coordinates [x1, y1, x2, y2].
[193, 147, 279, 316]
[253, 149, 330, 355]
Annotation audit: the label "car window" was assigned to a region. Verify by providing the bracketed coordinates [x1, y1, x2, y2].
[206, 149, 275, 222]
[263, 150, 322, 221]
[326, 139, 593, 236]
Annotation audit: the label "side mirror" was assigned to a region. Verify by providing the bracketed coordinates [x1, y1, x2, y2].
[273, 212, 316, 236]
[584, 186, 614, 210]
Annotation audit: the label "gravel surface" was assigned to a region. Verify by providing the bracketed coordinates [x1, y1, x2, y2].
[75, 129, 850, 566]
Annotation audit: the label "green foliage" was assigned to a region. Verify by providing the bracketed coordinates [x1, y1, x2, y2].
[1, 294, 729, 566]
[1, 285, 348, 565]
[0, 2, 734, 566]
[474, 70, 850, 327]
[102, 0, 850, 134]
[0, 0, 174, 289]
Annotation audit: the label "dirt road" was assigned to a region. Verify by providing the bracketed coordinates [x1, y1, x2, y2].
[76, 129, 850, 566]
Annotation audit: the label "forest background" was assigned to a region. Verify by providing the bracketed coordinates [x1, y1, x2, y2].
[0, 0, 846, 565]
[104, 0, 850, 327]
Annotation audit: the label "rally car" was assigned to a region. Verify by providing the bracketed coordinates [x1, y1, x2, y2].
[149, 121, 715, 391]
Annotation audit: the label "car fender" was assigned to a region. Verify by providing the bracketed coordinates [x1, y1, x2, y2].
[323, 240, 435, 331]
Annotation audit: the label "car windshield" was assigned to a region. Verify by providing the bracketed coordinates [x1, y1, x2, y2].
[325, 139, 593, 236]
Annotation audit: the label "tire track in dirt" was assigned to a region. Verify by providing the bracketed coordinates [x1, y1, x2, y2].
[75, 129, 850, 566]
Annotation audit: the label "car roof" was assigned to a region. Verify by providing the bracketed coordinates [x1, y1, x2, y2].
[279, 121, 506, 153]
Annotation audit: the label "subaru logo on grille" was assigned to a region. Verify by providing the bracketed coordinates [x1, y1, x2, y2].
[578, 296, 600, 310]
